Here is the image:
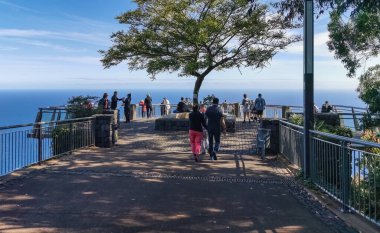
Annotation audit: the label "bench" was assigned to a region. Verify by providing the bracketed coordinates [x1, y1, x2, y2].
[256, 128, 271, 159]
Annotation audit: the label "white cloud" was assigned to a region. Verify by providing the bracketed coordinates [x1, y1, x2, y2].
[284, 31, 334, 58]
[0, 29, 110, 46]
[9, 39, 86, 52]
[62, 14, 119, 30]
[0, 45, 18, 51]
[0, 0, 39, 13]
[0, 54, 101, 65]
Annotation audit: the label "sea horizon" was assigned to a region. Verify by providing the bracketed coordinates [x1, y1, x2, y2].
[0, 88, 365, 127]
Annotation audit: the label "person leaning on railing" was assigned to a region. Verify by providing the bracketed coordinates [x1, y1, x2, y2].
[321, 101, 333, 113]
[98, 93, 110, 112]
[123, 93, 132, 123]
[111, 91, 123, 110]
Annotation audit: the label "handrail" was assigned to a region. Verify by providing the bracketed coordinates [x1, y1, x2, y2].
[0, 123, 35, 130]
[279, 120, 304, 130]
[333, 105, 367, 111]
[278, 120, 380, 147]
[310, 129, 380, 148]
[0, 116, 95, 131]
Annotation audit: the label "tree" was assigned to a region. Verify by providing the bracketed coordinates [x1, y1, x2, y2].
[357, 65, 380, 114]
[273, 0, 380, 78]
[100, 0, 300, 104]
[327, 6, 380, 78]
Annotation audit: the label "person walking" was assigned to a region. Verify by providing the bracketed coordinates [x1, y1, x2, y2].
[254, 93, 266, 121]
[242, 94, 250, 123]
[145, 94, 153, 118]
[111, 91, 122, 110]
[205, 97, 226, 160]
[123, 93, 132, 123]
[199, 104, 208, 155]
[189, 104, 208, 162]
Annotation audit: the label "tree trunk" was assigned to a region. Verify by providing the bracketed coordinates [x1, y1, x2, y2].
[193, 76, 204, 105]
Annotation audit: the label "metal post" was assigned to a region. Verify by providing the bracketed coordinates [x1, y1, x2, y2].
[351, 107, 359, 131]
[341, 140, 350, 212]
[69, 123, 73, 153]
[37, 108, 43, 164]
[37, 122, 42, 164]
[303, 0, 314, 178]
[282, 106, 289, 119]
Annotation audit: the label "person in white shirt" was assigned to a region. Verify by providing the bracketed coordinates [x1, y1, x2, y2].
[164, 97, 171, 115]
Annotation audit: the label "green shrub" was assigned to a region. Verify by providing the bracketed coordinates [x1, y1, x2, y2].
[67, 95, 100, 119]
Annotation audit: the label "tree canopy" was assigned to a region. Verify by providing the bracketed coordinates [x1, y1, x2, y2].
[357, 65, 380, 114]
[274, 0, 380, 78]
[100, 0, 300, 103]
[67, 95, 99, 118]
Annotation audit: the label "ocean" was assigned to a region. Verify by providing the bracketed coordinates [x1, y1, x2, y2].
[0, 89, 365, 127]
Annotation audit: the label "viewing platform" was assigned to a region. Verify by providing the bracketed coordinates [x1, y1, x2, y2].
[1, 118, 377, 233]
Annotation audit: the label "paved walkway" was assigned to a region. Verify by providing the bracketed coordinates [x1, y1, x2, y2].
[0, 120, 356, 233]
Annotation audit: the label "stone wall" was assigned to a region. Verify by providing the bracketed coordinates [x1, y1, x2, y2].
[95, 114, 113, 148]
[155, 114, 236, 132]
[94, 110, 119, 148]
[155, 118, 189, 131]
[315, 113, 340, 127]
[286, 112, 341, 127]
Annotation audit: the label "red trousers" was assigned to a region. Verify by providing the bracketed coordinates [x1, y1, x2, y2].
[189, 130, 203, 155]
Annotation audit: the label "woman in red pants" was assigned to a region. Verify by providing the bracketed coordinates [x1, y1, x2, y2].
[189, 104, 207, 162]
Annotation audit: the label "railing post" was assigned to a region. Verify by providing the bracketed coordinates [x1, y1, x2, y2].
[282, 106, 289, 119]
[234, 103, 240, 118]
[351, 107, 360, 131]
[69, 122, 73, 153]
[132, 104, 137, 120]
[341, 140, 350, 212]
[37, 122, 42, 164]
[310, 132, 315, 182]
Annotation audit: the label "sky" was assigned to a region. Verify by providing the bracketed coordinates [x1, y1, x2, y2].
[0, 0, 378, 91]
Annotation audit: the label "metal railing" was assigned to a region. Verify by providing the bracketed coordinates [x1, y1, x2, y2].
[310, 130, 380, 225]
[334, 105, 368, 131]
[279, 121, 304, 167]
[279, 119, 380, 225]
[0, 117, 95, 176]
[119, 103, 304, 121]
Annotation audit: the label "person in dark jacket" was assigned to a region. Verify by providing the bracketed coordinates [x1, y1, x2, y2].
[189, 104, 207, 162]
[321, 101, 333, 113]
[144, 94, 153, 118]
[176, 97, 189, 113]
[111, 91, 122, 110]
[123, 93, 132, 123]
[205, 97, 226, 160]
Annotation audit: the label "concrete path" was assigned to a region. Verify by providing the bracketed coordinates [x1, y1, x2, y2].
[0, 120, 355, 233]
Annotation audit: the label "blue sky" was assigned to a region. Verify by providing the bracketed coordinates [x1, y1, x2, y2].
[0, 0, 377, 91]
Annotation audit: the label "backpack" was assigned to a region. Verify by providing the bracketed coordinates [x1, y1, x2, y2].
[255, 98, 265, 110]
[242, 98, 249, 107]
